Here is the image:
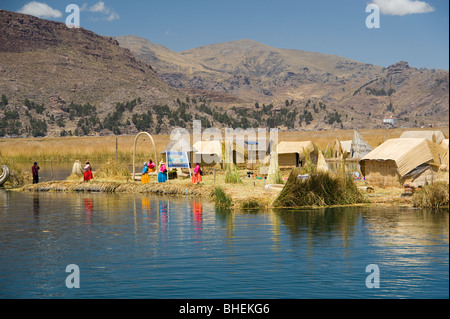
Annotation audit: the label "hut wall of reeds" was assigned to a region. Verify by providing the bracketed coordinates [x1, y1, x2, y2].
[277, 141, 318, 168]
[360, 159, 400, 186]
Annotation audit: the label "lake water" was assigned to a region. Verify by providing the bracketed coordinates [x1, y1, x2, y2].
[0, 189, 448, 299]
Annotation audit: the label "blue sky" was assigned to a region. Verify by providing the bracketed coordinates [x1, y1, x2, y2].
[1, 0, 449, 69]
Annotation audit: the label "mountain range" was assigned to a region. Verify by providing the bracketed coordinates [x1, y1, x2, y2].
[0, 10, 448, 138]
[116, 35, 449, 130]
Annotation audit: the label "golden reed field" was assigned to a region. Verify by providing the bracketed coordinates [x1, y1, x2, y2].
[1, 127, 448, 163]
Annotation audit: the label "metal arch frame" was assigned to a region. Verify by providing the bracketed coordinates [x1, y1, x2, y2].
[0, 165, 10, 186]
[132, 132, 158, 181]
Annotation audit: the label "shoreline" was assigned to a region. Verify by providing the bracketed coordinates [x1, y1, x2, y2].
[15, 178, 416, 210]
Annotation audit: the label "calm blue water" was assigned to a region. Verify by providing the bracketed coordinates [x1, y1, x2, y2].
[0, 189, 448, 299]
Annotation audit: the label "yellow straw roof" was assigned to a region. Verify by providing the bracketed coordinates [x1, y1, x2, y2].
[360, 138, 446, 177]
[277, 141, 317, 155]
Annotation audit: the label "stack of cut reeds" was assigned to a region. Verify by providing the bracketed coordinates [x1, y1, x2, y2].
[273, 169, 367, 208]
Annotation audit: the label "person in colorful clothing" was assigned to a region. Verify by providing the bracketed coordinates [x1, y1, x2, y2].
[83, 161, 93, 182]
[192, 163, 202, 184]
[141, 162, 149, 184]
[158, 161, 167, 183]
[32, 162, 40, 184]
[148, 159, 156, 173]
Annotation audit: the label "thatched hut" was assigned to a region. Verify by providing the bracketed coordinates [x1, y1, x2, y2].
[400, 130, 446, 145]
[360, 138, 447, 187]
[277, 141, 318, 168]
[193, 140, 223, 168]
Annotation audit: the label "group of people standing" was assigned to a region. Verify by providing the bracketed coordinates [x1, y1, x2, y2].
[141, 159, 202, 184]
[141, 159, 169, 183]
[31, 158, 202, 185]
[31, 160, 93, 184]
[141, 159, 157, 184]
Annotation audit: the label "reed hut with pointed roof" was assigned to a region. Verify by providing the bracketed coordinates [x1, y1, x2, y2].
[350, 130, 373, 159]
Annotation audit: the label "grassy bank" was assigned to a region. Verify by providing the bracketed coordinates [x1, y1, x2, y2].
[20, 170, 280, 210]
[15, 165, 422, 210]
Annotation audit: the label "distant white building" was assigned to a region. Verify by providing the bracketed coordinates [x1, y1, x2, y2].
[383, 116, 397, 125]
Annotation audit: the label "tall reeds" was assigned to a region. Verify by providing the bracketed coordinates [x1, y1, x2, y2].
[224, 140, 242, 184]
[225, 163, 242, 184]
[0, 135, 169, 162]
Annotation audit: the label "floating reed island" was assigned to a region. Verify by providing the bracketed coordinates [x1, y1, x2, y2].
[6, 126, 449, 210]
[18, 169, 437, 210]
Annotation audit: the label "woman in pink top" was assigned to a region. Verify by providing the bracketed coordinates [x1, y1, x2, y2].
[158, 161, 167, 183]
[192, 163, 202, 184]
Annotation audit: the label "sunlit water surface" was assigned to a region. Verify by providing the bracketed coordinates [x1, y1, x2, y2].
[0, 190, 448, 299]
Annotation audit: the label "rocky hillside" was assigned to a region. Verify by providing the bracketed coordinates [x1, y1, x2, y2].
[0, 10, 188, 137]
[117, 36, 449, 131]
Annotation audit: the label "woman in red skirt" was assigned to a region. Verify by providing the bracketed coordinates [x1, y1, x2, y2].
[192, 163, 202, 184]
[83, 161, 93, 181]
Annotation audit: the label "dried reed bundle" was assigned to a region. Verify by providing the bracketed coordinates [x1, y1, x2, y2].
[273, 169, 366, 208]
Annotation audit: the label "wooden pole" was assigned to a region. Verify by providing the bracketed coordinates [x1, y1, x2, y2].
[115, 137, 118, 164]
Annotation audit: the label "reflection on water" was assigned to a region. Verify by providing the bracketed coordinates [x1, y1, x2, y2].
[0, 189, 448, 299]
[33, 193, 40, 217]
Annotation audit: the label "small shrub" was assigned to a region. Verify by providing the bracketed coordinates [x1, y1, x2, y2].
[241, 199, 262, 210]
[213, 187, 232, 208]
[413, 182, 449, 209]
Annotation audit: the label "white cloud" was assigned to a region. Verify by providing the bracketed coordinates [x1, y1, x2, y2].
[106, 13, 119, 21]
[17, 1, 62, 18]
[82, 1, 119, 21]
[89, 1, 107, 13]
[371, 0, 435, 16]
